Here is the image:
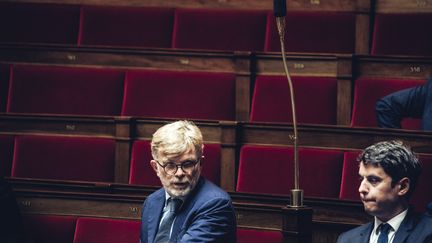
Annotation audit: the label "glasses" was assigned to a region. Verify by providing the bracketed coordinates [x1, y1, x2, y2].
[155, 159, 200, 175]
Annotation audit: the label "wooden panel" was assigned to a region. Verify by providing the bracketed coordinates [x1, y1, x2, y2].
[376, 0, 432, 13]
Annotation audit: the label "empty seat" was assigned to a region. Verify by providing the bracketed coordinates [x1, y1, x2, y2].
[0, 135, 14, 178]
[236, 145, 344, 198]
[172, 8, 267, 51]
[250, 75, 338, 125]
[122, 70, 236, 120]
[371, 13, 432, 56]
[0, 63, 10, 112]
[73, 217, 140, 243]
[129, 140, 221, 186]
[339, 151, 362, 201]
[265, 11, 356, 53]
[0, 2, 80, 44]
[80, 6, 174, 48]
[11, 135, 115, 182]
[23, 214, 77, 243]
[351, 77, 425, 129]
[237, 228, 283, 243]
[7, 65, 124, 116]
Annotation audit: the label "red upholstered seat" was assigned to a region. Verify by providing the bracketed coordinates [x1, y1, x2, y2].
[122, 70, 236, 120]
[0, 63, 10, 112]
[265, 11, 356, 53]
[250, 75, 337, 125]
[7, 65, 124, 116]
[11, 135, 115, 182]
[73, 217, 140, 243]
[236, 145, 344, 198]
[172, 8, 267, 51]
[0, 135, 14, 178]
[371, 13, 432, 56]
[351, 77, 425, 129]
[339, 151, 362, 201]
[237, 228, 283, 243]
[411, 154, 432, 212]
[80, 6, 174, 48]
[129, 140, 221, 186]
[23, 215, 77, 243]
[0, 2, 80, 44]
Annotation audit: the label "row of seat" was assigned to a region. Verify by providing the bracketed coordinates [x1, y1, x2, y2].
[1, 2, 432, 56]
[0, 62, 426, 129]
[2, 134, 431, 211]
[22, 214, 281, 243]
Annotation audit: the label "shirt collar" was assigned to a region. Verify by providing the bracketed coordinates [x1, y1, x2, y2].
[373, 209, 408, 235]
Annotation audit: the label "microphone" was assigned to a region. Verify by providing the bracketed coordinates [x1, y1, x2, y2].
[273, 0, 286, 17]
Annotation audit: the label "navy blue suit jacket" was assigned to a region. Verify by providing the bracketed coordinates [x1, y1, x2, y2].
[337, 209, 429, 243]
[376, 79, 432, 131]
[140, 177, 236, 243]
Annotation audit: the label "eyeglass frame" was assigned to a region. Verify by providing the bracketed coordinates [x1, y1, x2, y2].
[155, 158, 201, 175]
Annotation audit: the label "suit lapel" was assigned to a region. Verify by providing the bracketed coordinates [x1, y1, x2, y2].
[394, 210, 417, 243]
[148, 190, 166, 243]
[358, 223, 374, 243]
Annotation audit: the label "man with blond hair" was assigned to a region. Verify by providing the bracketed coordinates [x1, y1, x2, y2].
[140, 120, 236, 243]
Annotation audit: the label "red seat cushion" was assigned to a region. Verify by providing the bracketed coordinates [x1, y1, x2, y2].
[0, 135, 14, 178]
[351, 78, 425, 129]
[265, 11, 356, 53]
[23, 215, 77, 243]
[129, 140, 221, 186]
[0, 63, 10, 112]
[121, 70, 236, 120]
[237, 228, 283, 243]
[371, 13, 432, 56]
[7, 65, 124, 116]
[80, 6, 174, 48]
[250, 75, 337, 125]
[237, 145, 344, 198]
[73, 217, 140, 243]
[172, 8, 267, 51]
[11, 135, 115, 182]
[0, 2, 80, 44]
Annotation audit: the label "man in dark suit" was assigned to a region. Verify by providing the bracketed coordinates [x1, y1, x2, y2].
[337, 140, 432, 243]
[140, 120, 236, 243]
[376, 79, 432, 131]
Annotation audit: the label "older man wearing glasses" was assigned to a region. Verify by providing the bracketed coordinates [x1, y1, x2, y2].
[140, 120, 236, 243]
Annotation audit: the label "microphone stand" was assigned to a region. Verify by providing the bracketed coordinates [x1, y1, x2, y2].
[275, 16, 303, 207]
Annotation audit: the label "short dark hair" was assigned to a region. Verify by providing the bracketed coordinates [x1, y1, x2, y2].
[358, 140, 422, 198]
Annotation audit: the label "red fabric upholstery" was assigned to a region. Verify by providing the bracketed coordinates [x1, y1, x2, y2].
[265, 11, 355, 53]
[339, 151, 362, 201]
[0, 63, 10, 112]
[250, 75, 337, 125]
[411, 154, 432, 212]
[0, 2, 80, 44]
[237, 228, 283, 243]
[11, 135, 115, 182]
[80, 6, 174, 48]
[351, 77, 425, 129]
[73, 217, 140, 243]
[172, 8, 267, 51]
[7, 65, 124, 116]
[371, 13, 432, 56]
[129, 140, 221, 186]
[122, 70, 236, 120]
[22, 215, 77, 243]
[0, 135, 14, 178]
[236, 145, 344, 198]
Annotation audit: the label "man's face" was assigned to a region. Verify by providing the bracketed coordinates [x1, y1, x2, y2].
[358, 163, 406, 222]
[151, 148, 202, 198]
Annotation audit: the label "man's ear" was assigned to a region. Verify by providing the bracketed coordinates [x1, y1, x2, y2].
[150, 160, 158, 173]
[397, 177, 410, 196]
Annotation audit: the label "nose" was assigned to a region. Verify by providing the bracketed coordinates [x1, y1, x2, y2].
[358, 178, 368, 194]
[174, 166, 185, 177]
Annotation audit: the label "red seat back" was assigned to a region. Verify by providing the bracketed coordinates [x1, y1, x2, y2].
[23, 215, 77, 243]
[237, 228, 283, 243]
[11, 135, 115, 182]
[0, 135, 14, 178]
[411, 154, 432, 212]
[339, 151, 362, 201]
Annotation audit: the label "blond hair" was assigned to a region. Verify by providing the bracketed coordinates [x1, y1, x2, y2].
[151, 120, 203, 161]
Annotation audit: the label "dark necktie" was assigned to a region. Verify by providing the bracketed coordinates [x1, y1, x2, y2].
[377, 223, 392, 243]
[154, 198, 182, 243]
